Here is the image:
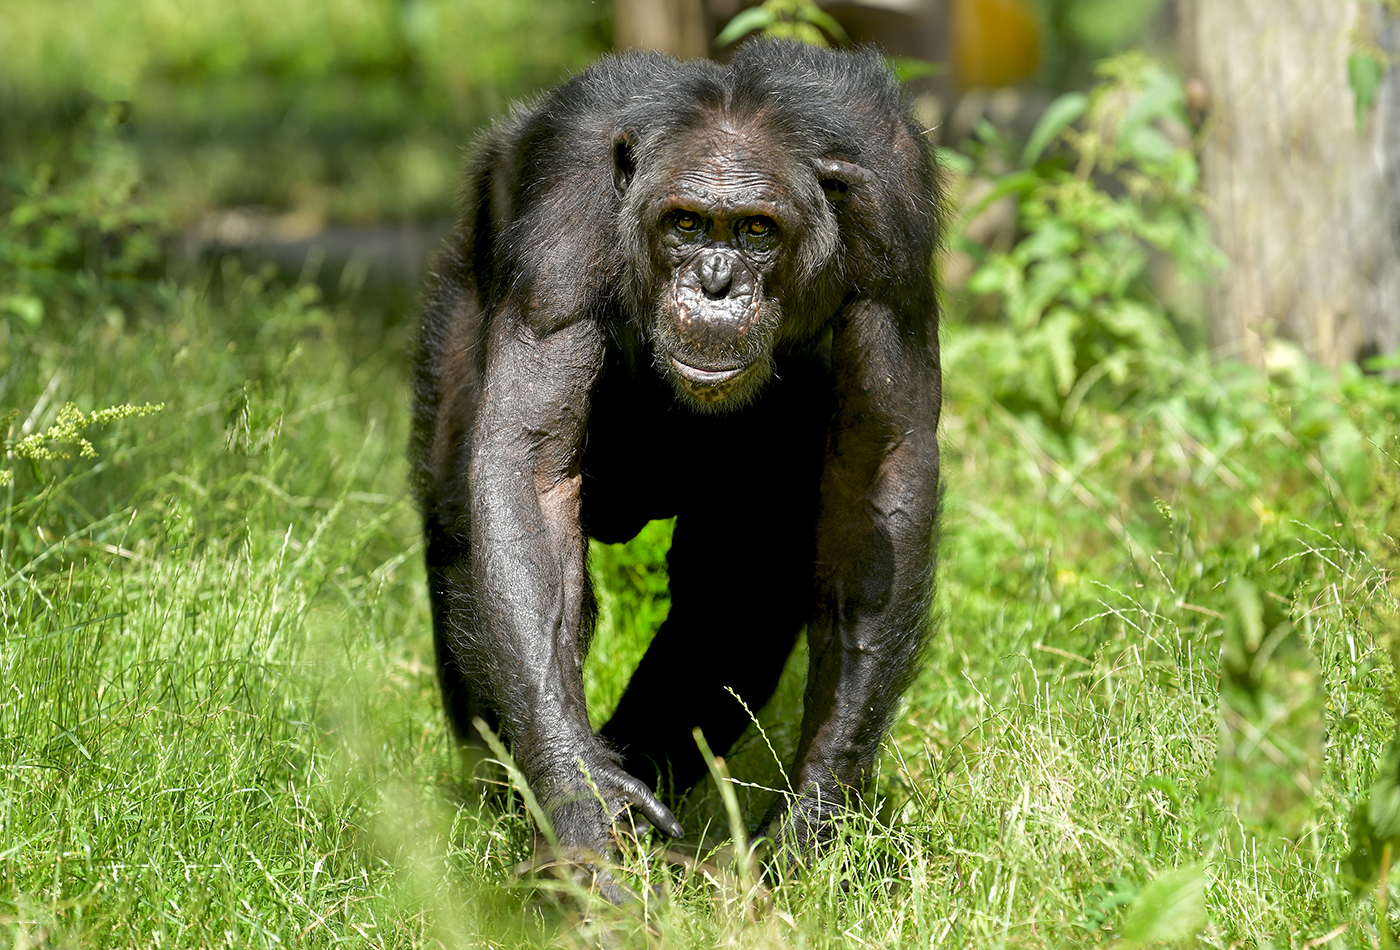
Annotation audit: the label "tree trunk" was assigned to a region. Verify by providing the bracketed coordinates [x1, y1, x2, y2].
[1177, 0, 1400, 370]
[613, 0, 709, 59]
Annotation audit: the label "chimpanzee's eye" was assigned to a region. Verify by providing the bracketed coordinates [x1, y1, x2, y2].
[672, 212, 703, 233]
[741, 217, 777, 238]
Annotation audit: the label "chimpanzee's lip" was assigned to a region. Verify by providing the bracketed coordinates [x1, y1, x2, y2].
[669, 357, 748, 386]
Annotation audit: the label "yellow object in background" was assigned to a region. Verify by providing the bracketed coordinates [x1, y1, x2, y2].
[953, 0, 1039, 88]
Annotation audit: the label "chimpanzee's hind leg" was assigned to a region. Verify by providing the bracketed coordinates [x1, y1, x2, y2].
[599, 503, 815, 800]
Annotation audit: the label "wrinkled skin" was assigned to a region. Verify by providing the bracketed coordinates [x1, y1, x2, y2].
[410, 40, 941, 897]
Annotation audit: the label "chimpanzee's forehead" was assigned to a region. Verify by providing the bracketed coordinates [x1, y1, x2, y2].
[658, 116, 801, 186]
[651, 123, 797, 216]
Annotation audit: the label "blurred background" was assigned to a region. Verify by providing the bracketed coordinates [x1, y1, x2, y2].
[2, 0, 1394, 371]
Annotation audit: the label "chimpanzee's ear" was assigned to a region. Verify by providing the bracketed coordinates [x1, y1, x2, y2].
[613, 128, 640, 199]
[814, 156, 875, 203]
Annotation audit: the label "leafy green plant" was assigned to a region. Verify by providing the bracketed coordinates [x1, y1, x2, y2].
[947, 53, 1224, 430]
[0, 100, 172, 332]
[715, 0, 848, 48]
[1, 402, 163, 488]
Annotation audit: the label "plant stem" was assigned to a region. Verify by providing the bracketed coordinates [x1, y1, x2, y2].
[1380, 841, 1393, 950]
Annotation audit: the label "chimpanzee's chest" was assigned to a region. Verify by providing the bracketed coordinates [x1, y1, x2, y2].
[578, 343, 833, 545]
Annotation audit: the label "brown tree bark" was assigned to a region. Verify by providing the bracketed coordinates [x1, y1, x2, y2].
[613, 0, 709, 59]
[1177, 0, 1400, 369]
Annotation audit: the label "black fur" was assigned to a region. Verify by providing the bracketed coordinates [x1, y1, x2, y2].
[410, 40, 941, 895]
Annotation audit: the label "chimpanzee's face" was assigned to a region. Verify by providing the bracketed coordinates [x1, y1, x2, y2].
[650, 173, 792, 406]
[643, 126, 804, 409]
[615, 118, 868, 412]
[610, 119, 809, 410]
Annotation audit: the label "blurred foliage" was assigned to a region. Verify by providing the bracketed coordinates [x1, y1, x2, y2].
[945, 53, 1224, 431]
[0, 101, 175, 335]
[0, 0, 606, 106]
[1054, 0, 1166, 54]
[0, 0, 609, 222]
[1027, 0, 1172, 89]
[715, 0, 849, 49]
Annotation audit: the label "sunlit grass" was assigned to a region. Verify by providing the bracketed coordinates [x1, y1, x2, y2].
[2, 264, 1395, 947]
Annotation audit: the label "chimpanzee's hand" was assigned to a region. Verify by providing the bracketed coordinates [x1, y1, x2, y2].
[537, 751, 683, 904]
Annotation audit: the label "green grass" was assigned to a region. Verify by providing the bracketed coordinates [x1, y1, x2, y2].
[2, 259, 1397, 947]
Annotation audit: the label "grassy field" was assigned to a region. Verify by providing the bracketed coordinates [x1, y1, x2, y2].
[4, 240, 1397, 948]
[5, 5, 1400, 947]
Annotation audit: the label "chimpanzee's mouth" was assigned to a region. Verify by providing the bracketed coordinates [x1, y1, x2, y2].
[669, 357, 747, 386]
[667, 356, 759, 406]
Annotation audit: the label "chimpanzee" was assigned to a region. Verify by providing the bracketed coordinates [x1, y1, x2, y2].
[410, 40, 941, 893]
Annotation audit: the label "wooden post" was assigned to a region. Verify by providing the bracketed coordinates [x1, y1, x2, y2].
[613, 0, 709, 59]
[1177, 0, 1400, 369]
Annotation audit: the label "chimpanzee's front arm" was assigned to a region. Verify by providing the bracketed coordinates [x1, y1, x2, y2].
[772, 295, 941, 852]
[459, 305, 683, 855]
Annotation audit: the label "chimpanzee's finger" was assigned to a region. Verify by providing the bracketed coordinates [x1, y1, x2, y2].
[610, 770, 684, 838]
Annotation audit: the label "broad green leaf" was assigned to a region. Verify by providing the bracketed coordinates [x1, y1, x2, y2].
[888, 56, 944, 83]
[1349, 50, 1384, 130]
[797, 4, 849, 44]
[1371, 773, 1400, 842]
[1099, 349, 1131, 386]
[1322, 416, 1372, 502]
[1098, 300, 1165, 348]
[936, 146, 974, 175]
[1121, 68, 1184, 138]
[967, 255, 1019, 296]
[1039, 308, 1081, 394]
[1349, 736, 1400, 891]
[1122, 124, 1175, 166]
[1363, 347, 1400, 371]
[715, 7, 773, 47]
[1021, 92, 1087, 167]
[1225, 577, 1265, 659]
[1021, 258, 1075, 327]
[1014, 220, 1078, 265]
[2, 293, 44, 326]
[1118, 866, 1207, 947]
[960, 169, 1039, 224]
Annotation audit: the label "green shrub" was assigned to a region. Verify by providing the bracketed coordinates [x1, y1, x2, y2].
[0, 101, 173, 334]
[946, 53, 1225, 431]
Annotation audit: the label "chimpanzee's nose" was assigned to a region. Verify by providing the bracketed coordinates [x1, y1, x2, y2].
[700, 252, 733, 298]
